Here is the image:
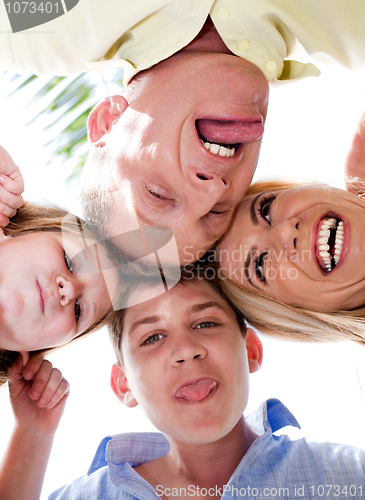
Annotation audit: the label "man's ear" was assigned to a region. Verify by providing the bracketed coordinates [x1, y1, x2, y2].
[88, 95, 129, 144]
[110, 363, 138, 408]
[245, 328, 263, 373]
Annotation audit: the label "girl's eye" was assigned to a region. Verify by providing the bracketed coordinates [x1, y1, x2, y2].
[64, 251, 74, 273]
[196, 321, 217, 329]
[258, 195, 276, 225]
[75, 300, 81, 322]
[254, 251, 268, 284]
[143, 333, 164, 345]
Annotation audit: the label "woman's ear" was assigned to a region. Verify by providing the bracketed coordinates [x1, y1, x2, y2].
[245, 328, 263, 373]
[0, 227, 11, 242]
[110, 363, 138, 408]
[87, 95, 129, 144]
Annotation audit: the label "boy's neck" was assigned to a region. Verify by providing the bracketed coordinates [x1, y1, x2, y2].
[182, 17, 231, 55]
[134, 417, 257, 499]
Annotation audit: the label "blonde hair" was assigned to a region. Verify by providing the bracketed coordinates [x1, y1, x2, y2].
[0, 201, 115, 386]
[218, 178, 365, 346]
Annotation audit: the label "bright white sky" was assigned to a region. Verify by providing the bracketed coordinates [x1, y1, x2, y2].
[0, 60, 365, 499]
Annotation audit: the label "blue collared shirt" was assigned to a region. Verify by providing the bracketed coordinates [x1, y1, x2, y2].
[49, 399, 365, 499]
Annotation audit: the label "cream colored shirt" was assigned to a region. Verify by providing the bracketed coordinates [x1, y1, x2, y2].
[1, 0, 365, 83]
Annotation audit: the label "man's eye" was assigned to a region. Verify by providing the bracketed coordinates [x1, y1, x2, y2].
[258, 195, 276, 225]
[196, 321, 217, 329]
[75, 300, 81, 322]
[254, 251, 268, 284]
[64, 251, 74, 273]
[143, 333, 164, 345]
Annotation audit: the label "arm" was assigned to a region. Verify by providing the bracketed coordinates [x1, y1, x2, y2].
[0, 145, 24, 226]
[345, 112, 365, 196]
[0, 356, 70, 500]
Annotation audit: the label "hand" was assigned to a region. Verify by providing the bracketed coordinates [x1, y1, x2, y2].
[0, 145, 24, 227]
[345, 112, 365, 196]
[8, 356, 70, 436]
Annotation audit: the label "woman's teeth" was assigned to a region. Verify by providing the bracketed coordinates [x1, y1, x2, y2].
[201, 139, 235, 157]
[317, 217, 344, 271]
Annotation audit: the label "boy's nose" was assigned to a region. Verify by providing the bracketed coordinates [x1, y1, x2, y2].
[170, 332, 207, 366]
[56, 276, 78, 306]
[184, 168, 229, 214]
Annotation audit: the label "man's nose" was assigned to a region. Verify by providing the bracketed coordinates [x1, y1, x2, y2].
[184, 168, 230, 213]
[56, 276, 78, 306]
[170, 331, 207, 366]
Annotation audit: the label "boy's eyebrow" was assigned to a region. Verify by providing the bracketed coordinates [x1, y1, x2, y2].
[129, 315, 161, 336]
[190, 301, 227, 314]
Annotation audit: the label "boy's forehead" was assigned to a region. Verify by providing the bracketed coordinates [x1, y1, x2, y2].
[123, 279, 234, 333]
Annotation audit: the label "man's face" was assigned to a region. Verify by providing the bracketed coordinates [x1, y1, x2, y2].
[87, 51, 269, 263]
[111, 280, 262, 446]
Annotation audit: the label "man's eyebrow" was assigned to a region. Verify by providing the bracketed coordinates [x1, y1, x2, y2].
[190, 301, 227, 314]
[244, 248, 260, 290]
[250, 193, 262, 226]
[129, 316, 161, 336]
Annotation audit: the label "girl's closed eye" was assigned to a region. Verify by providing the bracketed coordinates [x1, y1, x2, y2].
[64, 251, 74, 273]
[63, 251, 82, 322]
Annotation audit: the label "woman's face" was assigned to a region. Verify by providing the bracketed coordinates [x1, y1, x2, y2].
[216, 185, 365, 310]
[0, 230, 113, 352]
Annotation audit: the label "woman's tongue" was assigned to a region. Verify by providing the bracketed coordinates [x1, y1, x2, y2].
[196, 119, 264, 144]
[175, 378, 217, 402]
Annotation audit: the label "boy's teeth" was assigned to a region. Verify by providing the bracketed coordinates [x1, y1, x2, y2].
[202, 140, 235, 157]
[317, 218, 344, 271]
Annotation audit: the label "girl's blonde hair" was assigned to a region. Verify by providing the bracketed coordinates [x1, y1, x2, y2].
[218, 178, 365, 346]
[0, 201, 115, 386]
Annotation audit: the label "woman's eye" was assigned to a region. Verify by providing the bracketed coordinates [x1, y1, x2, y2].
[75, 300, 81, 322]
[64, 251, 74, 273]
[143, 333, 164, 345]
[254, 251, 268, 284]
[258, 195, 276, 225]
[196, 321, 217, 329]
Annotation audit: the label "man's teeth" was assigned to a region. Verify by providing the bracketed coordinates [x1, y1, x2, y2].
[317, 218, 344, 271]
[201, 139, 235, 157]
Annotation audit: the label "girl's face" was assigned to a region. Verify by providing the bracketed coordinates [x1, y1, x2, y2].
[0, 230, 113, 352]
[216, 185, 365, 311]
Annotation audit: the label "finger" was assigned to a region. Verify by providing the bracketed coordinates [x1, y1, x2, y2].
[0, 146, 24, 192]
[28, 359, 53, 401]
[0, 173, 25, 197]
[0, 213, 9, 228]
[23, 355, 44, 381]
[37, 368, 64, 408]
[0, 181, 24, 207]
[0, 200, 19, 220]
[46, 378, 70, 409]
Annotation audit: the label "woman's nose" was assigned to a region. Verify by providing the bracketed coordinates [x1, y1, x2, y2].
[271, 218, 300, 252]
[56, 276, 78, 306]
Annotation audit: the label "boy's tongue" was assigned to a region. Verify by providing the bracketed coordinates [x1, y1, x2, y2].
[196, 119, 264, 144]
[175, 378, 217, 402]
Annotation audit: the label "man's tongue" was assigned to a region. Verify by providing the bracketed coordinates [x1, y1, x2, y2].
[196, 119, 264, 145]
[175, 378, 217, 402]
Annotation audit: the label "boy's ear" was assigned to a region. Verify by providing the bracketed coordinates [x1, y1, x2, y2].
[88, 95, 129, 144]
[245, 328, 263, 374]
[110, 363, 138, 408]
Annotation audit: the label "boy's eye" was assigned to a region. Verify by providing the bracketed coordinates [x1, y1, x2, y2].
[75, 300, 81, 322]
[64, 251, 74, 273]
[254, 251, 268, 284]
[258, 195, 277, 225]
[195, 321, 217, 329]
[142, 333, 164, 345]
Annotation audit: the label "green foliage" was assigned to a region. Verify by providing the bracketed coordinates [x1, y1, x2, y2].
[1, 68, 123, 182]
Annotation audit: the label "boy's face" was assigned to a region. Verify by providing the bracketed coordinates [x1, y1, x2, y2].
[111, 280, 262, 445]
